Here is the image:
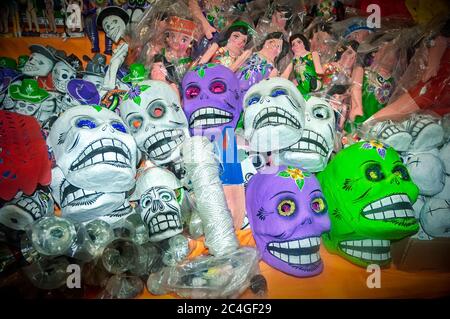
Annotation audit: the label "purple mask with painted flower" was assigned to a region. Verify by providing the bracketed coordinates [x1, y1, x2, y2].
[182, 64, 242, 138]
[246, 166, 331, 277]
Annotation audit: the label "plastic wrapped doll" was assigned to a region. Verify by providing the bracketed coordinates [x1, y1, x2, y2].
[237, 32, 289, 94]
[150, 54, 180, 98]
[349, 36, 400, 126]
[197, 20, 253, 71]
[308, 21, 335, 60]
[255, 2, 296, 38]
[44, 0, 57, 34]
[23, 0, 40, 36]
[321, 40, 359, 88]
[157, 15, 197, 80]
[308, 0, 345, 22]
[66, 0, 84, 33]
[281, 34, 324, 97]
[189, 0, 235, 40]
[369, 19, 450, 122]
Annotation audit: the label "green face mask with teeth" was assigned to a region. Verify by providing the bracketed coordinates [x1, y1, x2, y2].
[317, 140, 419, 267]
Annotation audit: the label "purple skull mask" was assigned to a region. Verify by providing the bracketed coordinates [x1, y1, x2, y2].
[182, 64, 242, 138]
[246, 166, 331, 277]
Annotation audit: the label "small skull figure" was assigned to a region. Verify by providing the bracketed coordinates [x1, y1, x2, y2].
[0, 188, 53, 231]
[47, 105, 140, 192]
[120, 80, 189, 166]
[52, 61, 76, 93]
[182, 64, 243, 139]
[243, 77, 305, 152]
[274, 96, 336, 172]
[317, 140, 419, 267]
[97, 6, 130, 43]
[131, 167, 184, 242]
[22, 45, 56, 77]
[246, 166, 330, 277]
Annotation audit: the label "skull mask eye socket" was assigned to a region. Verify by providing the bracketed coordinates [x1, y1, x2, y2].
[246, 94, 261, 106]
[277, 198, 296, 217]
[392, 165, 410, 181]
[141, 195, 151, 208]
[76, 118, 97, 129]
[270, 88, 287, 97]
[128, 115, 144, 133]
[365, 163, 385, 182]
[312, 105, 330, 119]
[311, 196, 327, 214]
[185, 85, 200, 99]
[209, 80, 227, 94]
[148, 102, 166, 118]
[111, 121, 127, 133]
[159, 190, 173, 202]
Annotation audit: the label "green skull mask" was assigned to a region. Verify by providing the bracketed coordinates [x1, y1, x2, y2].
[317, 140, 419, 267]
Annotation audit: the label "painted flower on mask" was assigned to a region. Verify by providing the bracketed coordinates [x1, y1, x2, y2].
[191, 63, 217, 78]
[123, 84, 151, 106]
[361, 140, 388, 159]
[375, 82, 393, 104]
[277, 166, 311, 190]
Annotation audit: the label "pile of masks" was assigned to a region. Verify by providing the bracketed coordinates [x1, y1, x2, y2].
[1, 0, 449, 298]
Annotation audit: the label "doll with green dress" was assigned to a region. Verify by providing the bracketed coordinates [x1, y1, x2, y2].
[281, 33, 324, 97]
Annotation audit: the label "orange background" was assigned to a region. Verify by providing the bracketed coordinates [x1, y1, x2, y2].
[1, 35, 450, 299]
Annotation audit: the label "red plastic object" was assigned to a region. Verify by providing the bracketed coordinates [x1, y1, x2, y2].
[0, 110, 52, 201]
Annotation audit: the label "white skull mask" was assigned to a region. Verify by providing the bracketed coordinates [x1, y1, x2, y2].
[404, 151, 445, 196]
[274, 96, 335, 172]
[14, 100, 40, 116]
[82, 74, 104, 91]
[120, 80, 189, 166]
[14, 98, 56, 124]
[50, 166, 127, 223]
[52, 61, 76, 93]
[131, 167, 183, 242]
[47, 105, 140, 192]
[23, 53, 55, 77]
[0, 189, 53, 230]
[365, 120, 412, 152]
[243, 77, 305, 152]
[403, 114, 444, 151]
[102, 15, 126, 43]
[420, 198, 450, 238]
[2, 92, 17, 111]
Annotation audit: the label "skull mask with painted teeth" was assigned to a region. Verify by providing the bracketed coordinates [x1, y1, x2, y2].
[0, 188, 53, 231]
[317, 140, 420, 267]
[243, 77, 305, 152]
[50, 166, 127, 223]
[182, 64, 242, 138]
[131, 167, 184, 242]
[22, 53, 55, 77]
[246, 166, 330, 277]
[120, 80, 189, 166]
[47, 105, 139, 192]
[52, 61, 76, 93]
[274, 96, 336, 172]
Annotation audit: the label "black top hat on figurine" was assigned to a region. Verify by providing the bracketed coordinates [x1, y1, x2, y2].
[96, 6, 130, 43]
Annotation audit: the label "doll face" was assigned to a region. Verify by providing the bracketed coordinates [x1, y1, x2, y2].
[272, 10, 287, 29]
[166, 31, 191, 54]
[264, 38, 283, 59]
[291, 38, 306, 55]
[228, 31, 248, 51]
[102, 15, 126, 43]
[150, 62, 168, 82]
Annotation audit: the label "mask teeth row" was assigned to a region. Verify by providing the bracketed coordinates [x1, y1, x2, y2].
[14, 197, 40, 217]
[253, 107, 300, 129]
[62, 188, 99, 207]
[340, 239, 390, 247]
[270, 250, 320, 265]
[268, 236, 320, 249]
[146, 136, 184, 159]
[405, 118, 434, 138]
[192, 107, 232, 118]
[362, 194, 414, 220]
[71, 139, 130, 169]
[288, 130, 328, 157]
[190, 108, 233, 127]
[340, 239, 391, 261]
[148, 213, 181, 235]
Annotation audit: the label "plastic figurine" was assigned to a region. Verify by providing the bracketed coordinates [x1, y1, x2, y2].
[198, 20, 253, 72]
[24, 0, 40, 36]
[237, 32, 289, 94]
[321, 40, 359, 87]
[44, 0, 57, 35]
[66, 0, 84, 33]
[281, 34, 324, 97]
[97, 5, 130, 55]
[150, 54, 180, 97]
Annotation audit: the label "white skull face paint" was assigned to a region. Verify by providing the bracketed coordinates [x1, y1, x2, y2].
[403, 114, 444, 151]
[2, 92, 17, 111]
[82, 74, 104, 91]
[404, 151, 445, 196]
[47, 105, 139, 192]
[243, 77, 305, 152]
[14, 100, 40, 116]
[0, 189, 53, 230]
[132, 167, 183, 242]
[52, 61, 76, 93]
[120, 80, 189, 166]
[273, 96, 335, 172]
[50, 166, 127, 223]
[23, 53, 54, 77]
[102, 15, 126, 43]
[420, 198, 450, 238]
[14, 98, 56, 124]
